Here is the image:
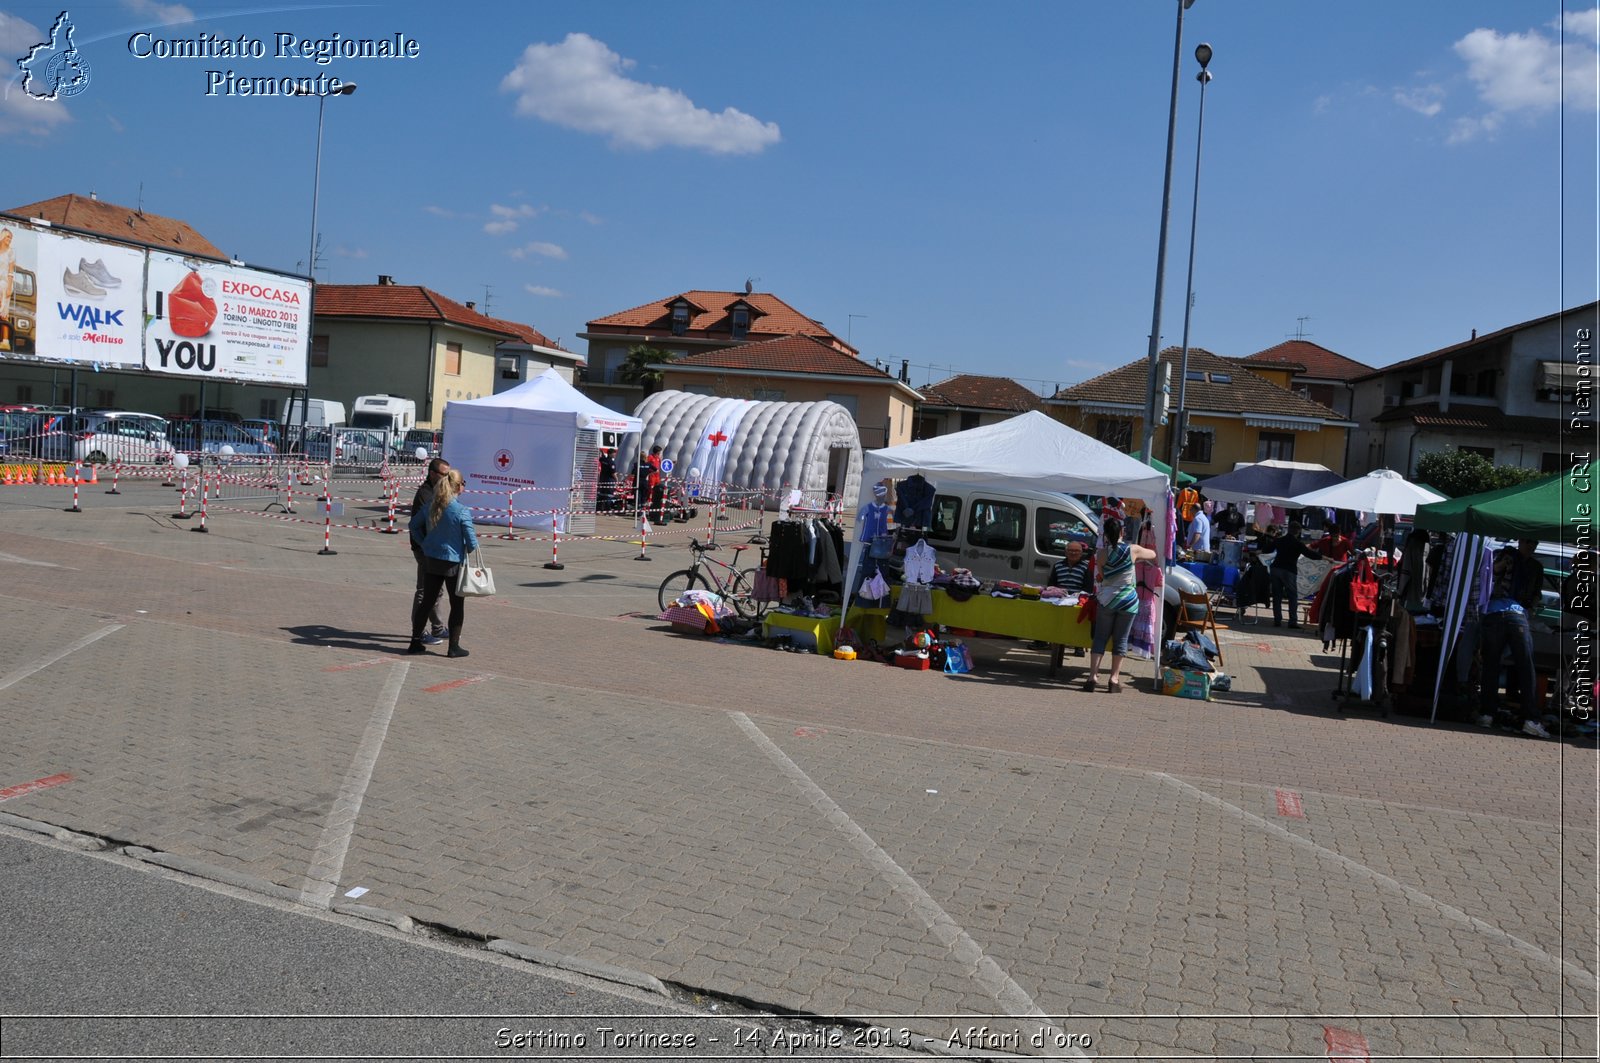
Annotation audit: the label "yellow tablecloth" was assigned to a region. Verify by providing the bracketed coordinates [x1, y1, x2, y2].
[926, 590, 1092, 648]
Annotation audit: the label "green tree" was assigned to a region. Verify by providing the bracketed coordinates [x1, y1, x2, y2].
[618, 345, 676, 397]
[1415, 448, 1543, 499]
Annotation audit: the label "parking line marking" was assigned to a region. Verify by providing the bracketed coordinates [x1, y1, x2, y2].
[730, 711, 1083, 1058]
[300, 661, 408, 909]
[1157, 772, 1599, 989]
[0, 772, 74, 802]
[424, 675, 489, 694]
[0, 624, 123, 693]
[0, 551, 60, 568]
[323, 658, 389, 673]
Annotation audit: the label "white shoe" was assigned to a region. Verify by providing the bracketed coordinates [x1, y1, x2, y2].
[62, 267, 105, 298]
[79, 258, 121, 288]
[1475, 714, 1495, 728]
[1521, 720, 1552, 739]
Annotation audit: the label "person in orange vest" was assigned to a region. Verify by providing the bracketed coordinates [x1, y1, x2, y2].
[1176, 484, 1201, 542]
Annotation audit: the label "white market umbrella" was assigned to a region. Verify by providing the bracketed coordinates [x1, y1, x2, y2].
[1286, 468, 1446, 516]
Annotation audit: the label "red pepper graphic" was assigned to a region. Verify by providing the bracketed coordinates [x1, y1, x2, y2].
[168, 270, 216, 337]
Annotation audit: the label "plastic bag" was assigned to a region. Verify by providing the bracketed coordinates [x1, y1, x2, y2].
[943, 643, 973, 675]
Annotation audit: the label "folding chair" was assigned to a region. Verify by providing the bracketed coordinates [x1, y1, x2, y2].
[1175, 589, 1225, 666]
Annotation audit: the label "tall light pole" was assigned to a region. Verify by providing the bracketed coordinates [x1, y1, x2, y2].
[1138, 0, 1197, 472]
[286, 81, 356, 448]
[1167, 43, 1214, 483]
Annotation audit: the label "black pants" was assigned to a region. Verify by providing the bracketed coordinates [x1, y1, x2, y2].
[412, 549, 447, 632]
[647, 483, 666, 525]
[413, 569, 464, 638]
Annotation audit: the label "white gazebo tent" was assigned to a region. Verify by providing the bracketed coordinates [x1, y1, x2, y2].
[843, 412, 1172, 677]
[441, 368, 641, 531]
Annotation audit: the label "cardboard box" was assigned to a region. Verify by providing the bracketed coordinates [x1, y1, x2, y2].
[1161, 667, 1213, 701]
[893, 651, 932, 671]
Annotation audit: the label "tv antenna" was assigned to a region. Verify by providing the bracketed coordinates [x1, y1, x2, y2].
[1291, 316, 1313, 340]
[481, 284, 494, 314]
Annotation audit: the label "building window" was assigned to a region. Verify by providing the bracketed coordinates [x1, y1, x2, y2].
[731, 307, 749, 340]
[1257, 431, 1295, 462]
[960, 411, 981, 431]
[915, 416, 940, 439]
[671, 301, 689, 336]
[444, 342, 462, 376]
[825, 392, 859, 418]
[1460, 445, 1494, 461]
[1094, 418, 1133, 450]
[1475, 369, 1497, 397]
[1181, 427, 1214, 464]
[753, 387, 784, 401]
[310, 335, 329, 367]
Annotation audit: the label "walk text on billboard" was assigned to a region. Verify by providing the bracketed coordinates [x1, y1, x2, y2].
[59, 303, 124, 331]
[153, 338, 216, 372]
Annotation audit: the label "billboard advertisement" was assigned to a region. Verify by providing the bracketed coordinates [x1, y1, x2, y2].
[0, 216, 309, 386]
[145, 253, 309, 386]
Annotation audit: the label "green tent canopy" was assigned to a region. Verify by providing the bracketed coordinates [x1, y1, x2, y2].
[1412, 463, 1596, 543]
[1130, 451, 1198, 486]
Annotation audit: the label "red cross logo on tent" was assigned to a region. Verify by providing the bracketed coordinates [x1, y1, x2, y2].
[707, 430, 729, 447]
[494, 449, 513, 470]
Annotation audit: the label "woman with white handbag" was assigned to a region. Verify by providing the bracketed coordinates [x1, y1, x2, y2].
[407, 469, 481, 658]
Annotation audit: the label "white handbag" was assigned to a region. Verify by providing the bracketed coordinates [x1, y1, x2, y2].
[455, 549, 496, 597]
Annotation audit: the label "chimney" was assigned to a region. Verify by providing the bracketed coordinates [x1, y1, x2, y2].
[465, 301, 476, 311]
[377, 274, 395, 286]
[1471, 328, 1477, 340]
[899, 359, 910, 384]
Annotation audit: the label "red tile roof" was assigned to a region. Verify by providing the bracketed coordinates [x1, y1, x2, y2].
[315, 284, 521, 339]
[586, 290, 855, 354]
[1052, 347, 1344, 421]
[482, 314, 567, 352]
[919, 374, 1043, 412]
[1240, 340, 1372, 381]
[670, 335, 901, 381]
[1371, 401, 1561, 434]
[6, 193, 225, 258]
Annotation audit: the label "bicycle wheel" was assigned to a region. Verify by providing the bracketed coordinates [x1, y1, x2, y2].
[728, 567, 763, 619]
[658, 569, 704, 612]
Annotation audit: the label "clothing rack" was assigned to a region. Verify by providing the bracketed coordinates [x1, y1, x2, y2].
[1327, 555, 1393, 719]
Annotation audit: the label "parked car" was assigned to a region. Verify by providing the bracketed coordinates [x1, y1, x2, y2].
[33, 411, 176, 465]
[169, 419, 275, 460]
[400, 428, 442, 462]
[302, 427, 390, 467]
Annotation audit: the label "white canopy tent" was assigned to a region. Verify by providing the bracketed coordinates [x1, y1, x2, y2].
[844, 411, 1173, 678]
[441, 368, 641, 530]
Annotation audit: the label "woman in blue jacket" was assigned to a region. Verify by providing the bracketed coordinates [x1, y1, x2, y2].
[407, 469, 478, 657]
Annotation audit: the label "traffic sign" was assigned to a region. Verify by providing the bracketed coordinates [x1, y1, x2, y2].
[660, 457, 675, 473]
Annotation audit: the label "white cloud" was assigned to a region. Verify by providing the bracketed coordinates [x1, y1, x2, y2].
[121, 0, 197, 25]
[483, 220, 518, 235]
[333, 245, 368, 260]
[579, 210, 603, 225]
[524, 284, 564, 298]
[0, 13, 74, 135]
[423, 205, 461, 219]
[1449, 11, 1599, 139]
[490, 203, 539, 220]
[500, 32, 780, 155]
[509, 241, 568, 261]
[1393, 84, 1444, 117]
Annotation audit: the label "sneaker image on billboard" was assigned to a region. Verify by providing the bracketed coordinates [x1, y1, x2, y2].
[78, 258, 120, 288]
[168, 269, 217, 337]
[63, 266, 106, 298]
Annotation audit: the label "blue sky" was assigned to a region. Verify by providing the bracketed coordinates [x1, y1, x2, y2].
[3, 1, 1596, 396]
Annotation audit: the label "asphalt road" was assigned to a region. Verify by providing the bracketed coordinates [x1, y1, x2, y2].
[0, 828, 870, 1061]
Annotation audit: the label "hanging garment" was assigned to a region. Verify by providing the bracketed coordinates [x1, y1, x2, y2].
[1129, 524, 1164, 658]
[895, 474, 936, 528]
[766, 521, 810, 582]
[902, 538, 938, 584]
[1352, 626, 1375, 701]
[857, 501, 890, 543]
[897, 582, 934, 614]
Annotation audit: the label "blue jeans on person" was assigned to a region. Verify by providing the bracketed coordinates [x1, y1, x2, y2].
[1477, 609, 1536, 722]
[1092, 607, 1136, 657]
[1270, 567, 1299, 626]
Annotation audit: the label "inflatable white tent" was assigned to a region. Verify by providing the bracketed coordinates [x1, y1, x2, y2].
[622, 391, 862, 509]
[442, 369, 641, 530]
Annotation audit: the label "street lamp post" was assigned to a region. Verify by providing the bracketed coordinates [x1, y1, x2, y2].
[1167, 43, 1214, 483]
[286, 81, 356, 449]
[1138, 0, 1197, 474]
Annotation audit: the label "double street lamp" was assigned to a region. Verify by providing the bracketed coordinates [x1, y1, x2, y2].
[1167, 43, 1214, 483]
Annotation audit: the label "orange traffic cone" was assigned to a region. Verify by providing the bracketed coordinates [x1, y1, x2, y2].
[45, 469, 58, 486]
[2, 469, 13, 485]
[85, 466, 98, 485]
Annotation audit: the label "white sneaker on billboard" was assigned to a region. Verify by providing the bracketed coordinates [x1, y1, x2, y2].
[62, 267, 106, 298]
[79, 258, 121, 288]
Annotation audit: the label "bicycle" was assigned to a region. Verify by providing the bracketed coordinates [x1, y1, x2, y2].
[657, 537, 766, 619]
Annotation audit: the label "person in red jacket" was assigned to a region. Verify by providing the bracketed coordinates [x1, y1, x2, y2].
[643, 445, 665, 525]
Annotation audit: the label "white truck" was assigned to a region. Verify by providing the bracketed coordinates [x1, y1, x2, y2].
[350, 394, 417, 435]
[283, 397, 346, 428]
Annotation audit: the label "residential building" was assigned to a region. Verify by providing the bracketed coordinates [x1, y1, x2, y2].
[1237, 339, 1372, 420]
[311, 278, 527, 426]
[1348, 300, 1599, 477]
[1047, 346, 1353, 479]
[484, 316, 580, 390]
[661, 334, 921, 448]
[915, 374, 1043, 438]
[578, 289, 855, 414]
[8, 193, 226, 258]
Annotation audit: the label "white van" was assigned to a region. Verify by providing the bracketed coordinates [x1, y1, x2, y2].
[351, 394, 417, 435]
[912, 483, 1205, 609]
[283, 397, 346, 428]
